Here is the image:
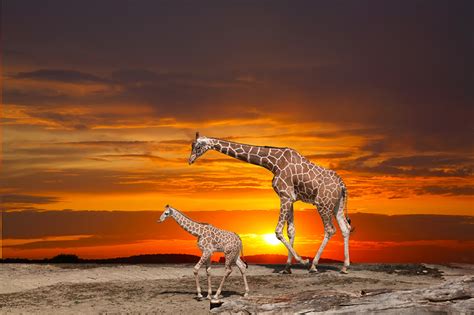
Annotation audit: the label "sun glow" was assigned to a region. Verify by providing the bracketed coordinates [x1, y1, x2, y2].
[263, 233, 280, 246]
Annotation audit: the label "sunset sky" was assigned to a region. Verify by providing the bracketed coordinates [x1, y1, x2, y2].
[2, 1, 473, 262]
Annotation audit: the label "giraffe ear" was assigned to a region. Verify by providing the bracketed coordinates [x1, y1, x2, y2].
[195, 132, 200, 139]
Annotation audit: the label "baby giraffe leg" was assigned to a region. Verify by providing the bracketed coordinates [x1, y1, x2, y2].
[205, 257, 212, 299]
[236, 257, 249, 297]
[194, 251, 211, 299]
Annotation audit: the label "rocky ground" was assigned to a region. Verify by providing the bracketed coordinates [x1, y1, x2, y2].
[0, 263, 472, 314]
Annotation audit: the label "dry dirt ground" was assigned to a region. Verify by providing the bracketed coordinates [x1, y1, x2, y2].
[0, 263, 473, 314]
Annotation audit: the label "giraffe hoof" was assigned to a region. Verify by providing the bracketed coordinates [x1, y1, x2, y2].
[243, 292, 249, 297]
[309, 267, 318, 274]
[279, 268, 292, 274]
[340, 267, 348, 274]
[301, 259, 310, 266]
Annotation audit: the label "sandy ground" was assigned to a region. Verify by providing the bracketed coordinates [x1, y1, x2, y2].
[0, 263, 473, 314]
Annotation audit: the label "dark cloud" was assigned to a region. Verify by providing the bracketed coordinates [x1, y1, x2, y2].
[354, 242, 474, 264]
[342, 213, 474, 242]
[3, 210, 473, 248]
[4, 1, 472, 132]
[1, 166, 268, 196]
[306, 153, 353, 160]
[13, 69, 107, 84]
[5, 1, 472, 71]
[60, 140, 187, 153]
[2, 169, 164, 195]
[109, 69, 251, 87]
[4, 60, 472, 154]
[157, 139, 190, 146]
[98, 154, 169, 163]
[4, 88, 74, 107]
[110, 69, 161, 83]
[2, 194, 60, 205]
[227, 129, 378, 141]
[5, 235, 148, 250]
[380, 156, 474, 169]
[62, 141, 155, 146]
[2, 140, 168, 170]
[339, 154, 473, 177]
[2, 210, 171, 240]
[417, 186, 474, 196]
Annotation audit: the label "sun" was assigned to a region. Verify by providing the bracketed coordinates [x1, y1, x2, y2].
[263, 233, 280, 246]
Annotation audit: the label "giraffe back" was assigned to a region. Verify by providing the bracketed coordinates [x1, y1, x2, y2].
[198, 224, 242, 254]
[275, 149, 346, 207]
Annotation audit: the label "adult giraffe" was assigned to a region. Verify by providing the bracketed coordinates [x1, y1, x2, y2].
[188, 133, 353, 273]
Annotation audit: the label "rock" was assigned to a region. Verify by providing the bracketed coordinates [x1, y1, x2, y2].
[210, 299, 224, 310]
[210, 290, 352, 313]
[211, 275, 473, 314]
[314, 276, 473, 314]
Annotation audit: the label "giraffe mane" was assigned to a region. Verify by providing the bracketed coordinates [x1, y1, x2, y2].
[172, 207, 210, 225]
[212, 137, 287, 150]
[263, 145, 286, 149]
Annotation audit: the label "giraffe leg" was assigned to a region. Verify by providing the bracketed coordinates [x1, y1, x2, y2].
[275, 198, 308, 266]
[310, 211, 335, 273]
[336, 195, 351, 274]
[236, 257, 249, 297]
[282, 214, 296, 274]
[205, 256, 212, 299]
[213, 255, 234, 300]
[193, 251, 211, 299]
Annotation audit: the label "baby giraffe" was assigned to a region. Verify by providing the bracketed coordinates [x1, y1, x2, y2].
[158, 205, 249, 300]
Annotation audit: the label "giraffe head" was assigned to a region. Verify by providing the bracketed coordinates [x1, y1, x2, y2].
[189, 132, 212, 165]
[158, 204, 173, 223]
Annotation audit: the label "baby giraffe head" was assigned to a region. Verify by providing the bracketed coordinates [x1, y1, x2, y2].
[158, 204, 173, 223]
[188, 132, 212, 165]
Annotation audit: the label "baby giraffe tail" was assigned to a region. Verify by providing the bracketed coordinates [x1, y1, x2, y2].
[241, 246, 248, 268]
[237, 235, 248, 269]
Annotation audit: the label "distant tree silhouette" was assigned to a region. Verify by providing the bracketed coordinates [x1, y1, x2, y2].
[1, 253, 341, 265]
[49, 254, 81, 263]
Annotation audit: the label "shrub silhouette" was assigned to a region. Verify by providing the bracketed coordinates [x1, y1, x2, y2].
[49, 254, 81, 263]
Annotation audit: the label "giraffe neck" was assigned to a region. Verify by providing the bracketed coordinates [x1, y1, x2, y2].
[209, 138, 281, 172]
[170, 208, 204, 237]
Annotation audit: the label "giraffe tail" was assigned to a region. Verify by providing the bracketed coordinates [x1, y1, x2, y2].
[342, 187, 355, 233]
